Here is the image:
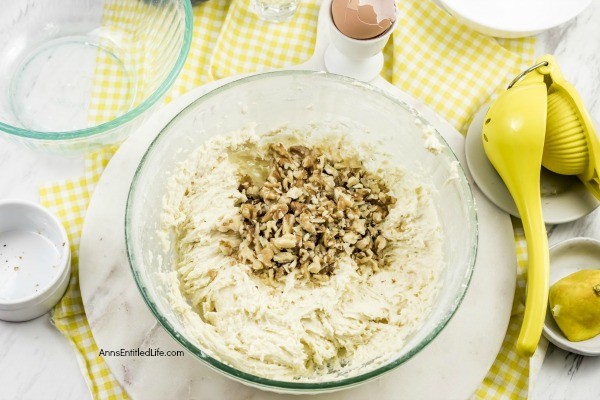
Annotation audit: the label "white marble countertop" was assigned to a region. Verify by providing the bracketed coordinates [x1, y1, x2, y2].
[2, 3, 600, 398]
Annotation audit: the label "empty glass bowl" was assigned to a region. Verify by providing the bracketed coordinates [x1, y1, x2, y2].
[125, 71, 478, 393]
[0, 0, 192, 153]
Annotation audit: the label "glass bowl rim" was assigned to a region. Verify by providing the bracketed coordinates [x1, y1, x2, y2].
[125, 70, 479, 391]
[0, 0, 193, 141]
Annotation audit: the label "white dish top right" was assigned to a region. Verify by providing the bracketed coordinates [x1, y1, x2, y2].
[438, 0, 592, 38]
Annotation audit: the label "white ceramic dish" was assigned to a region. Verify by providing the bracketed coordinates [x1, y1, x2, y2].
[324, 0, 397, 82]
[542, 237, 600, 356]
[437, 0, 591, 38]
[0, 200, 70, 322]
[465, 104, 599, 224]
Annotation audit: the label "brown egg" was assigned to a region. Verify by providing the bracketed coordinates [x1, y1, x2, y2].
[331, 0, 398, 40]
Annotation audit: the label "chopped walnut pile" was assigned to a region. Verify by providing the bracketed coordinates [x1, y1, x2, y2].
[220, 143, 396, 282]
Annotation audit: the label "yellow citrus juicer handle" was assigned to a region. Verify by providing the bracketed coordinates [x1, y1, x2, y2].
[482, 71, 549, 357]
[535, 54, 600, 199]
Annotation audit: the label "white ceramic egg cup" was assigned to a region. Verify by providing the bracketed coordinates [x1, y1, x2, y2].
[323, 6, 397, 82]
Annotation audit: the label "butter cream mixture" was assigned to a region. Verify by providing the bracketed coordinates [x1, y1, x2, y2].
[160, 127, 444, 381]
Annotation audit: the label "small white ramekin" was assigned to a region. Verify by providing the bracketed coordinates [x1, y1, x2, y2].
[0, 200, 70, 322]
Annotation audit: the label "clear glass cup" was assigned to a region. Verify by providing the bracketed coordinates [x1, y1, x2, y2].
[126, 71, 478, 393]
[0, 0, 192, 154]
[251, 0, 300, 23]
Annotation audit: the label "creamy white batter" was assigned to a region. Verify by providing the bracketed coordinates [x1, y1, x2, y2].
[160, 127, 444, 381]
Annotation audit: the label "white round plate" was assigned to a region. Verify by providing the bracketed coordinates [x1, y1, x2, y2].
[437, 0, 591, 38]
[79, 78, 517, 399]
[465, 104, 600, 225]
[543, 237, 600, 356]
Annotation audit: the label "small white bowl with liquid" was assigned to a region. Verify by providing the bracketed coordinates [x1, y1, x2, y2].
[0, 200, 70, 322]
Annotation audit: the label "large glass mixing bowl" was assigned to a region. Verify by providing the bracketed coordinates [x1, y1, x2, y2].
[126, 71, 478, 393]
[0, 0, 192, 153]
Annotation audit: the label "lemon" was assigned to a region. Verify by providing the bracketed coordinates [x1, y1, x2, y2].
[549, 269, 600, 342]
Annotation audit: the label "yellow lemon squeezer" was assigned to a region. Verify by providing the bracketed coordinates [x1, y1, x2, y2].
[482, 54, 599, 357]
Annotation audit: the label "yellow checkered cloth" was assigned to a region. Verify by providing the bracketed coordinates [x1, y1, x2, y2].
[473, 219, 542, 400]
[40, 0, 541, 398]
[40, 148, 125, 399]
[89, 0, 196, 125]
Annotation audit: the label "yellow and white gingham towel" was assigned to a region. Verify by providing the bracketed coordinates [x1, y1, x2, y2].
[40, 147, 125, 398]
[41, 0, 541, 398]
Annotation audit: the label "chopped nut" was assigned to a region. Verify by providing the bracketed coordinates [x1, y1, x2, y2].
[298, 213, 316, 234]
[251, 259, 264, 270]
[272, 234, 297, 249]
[302, 155, 316, 168]
[343, 232, 360, 245]
[238, 175, 253, 190]
[356, 236, 371, 250]
[268, 203, 289, 221]
[282, 214, 295, 234]
[353, 218, 367, 235]
[290, 201, 305, 214]
[336, 192, 353, 210]
[286, 186, 303, 199]
[246, 185, 259, 196]
[323, 164, 338, 177]
[346, 176, 359, 187]
[219, 240, 234, 256]
[372, 211, 383, 223]
[303, 240, 315, 250]
[270, 143, 291, 159]
[259, 186, 279, 201]
[375, 236, 387, 254]
[257, 246, 274, 267]
[273, 251, 296, 263]
[308, 256, 322, 273]
[241, 203, 257, 220]
[289, 145, 310, 157]
[227, 143, 395, 282]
